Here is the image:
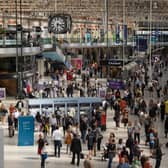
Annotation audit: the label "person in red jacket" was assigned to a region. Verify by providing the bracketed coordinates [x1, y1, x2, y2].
[101, 111, 106, 131]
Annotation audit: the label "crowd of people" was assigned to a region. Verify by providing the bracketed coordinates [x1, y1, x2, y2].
[0, 55, 168, 168]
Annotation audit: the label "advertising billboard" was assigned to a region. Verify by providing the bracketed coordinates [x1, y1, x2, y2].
[0, 88, 6, 100]
[18, 116, 34, 146]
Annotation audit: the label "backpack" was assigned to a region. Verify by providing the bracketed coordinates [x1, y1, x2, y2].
[87, 133, 94, 145]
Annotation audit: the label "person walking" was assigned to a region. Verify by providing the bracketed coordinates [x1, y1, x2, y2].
[7, 113, 14, 137]
[154, 144, 163, 168]
[70, 133, 82, 166]
[80, 118, 88, 143]
[52, 126, 62, 157]
[160, 101, 165, 122]
[65, 129, 73, 154]
[133, 120, 141, 144]
[86, 128, 94, 156]
[107, 138, 116, 168]
[113, 100, 121, 128]
[37, 134, 46, 168]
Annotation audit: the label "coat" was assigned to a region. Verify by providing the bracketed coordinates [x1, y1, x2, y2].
[70, 137, 82, 153]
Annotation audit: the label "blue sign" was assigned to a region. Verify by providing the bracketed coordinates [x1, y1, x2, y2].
[18, 116, 34, 146]
[85, 32, 91, 42]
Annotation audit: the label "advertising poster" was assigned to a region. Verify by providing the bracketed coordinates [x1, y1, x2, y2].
[0, 88, 6, 100]
[18, 116, 34, 146]
[71, 58, 83, 70]
[99, 88, 106, 98]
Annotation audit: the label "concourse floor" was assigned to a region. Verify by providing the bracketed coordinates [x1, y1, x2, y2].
[2, 105, 168, 168]
[2, 69, 168, 168]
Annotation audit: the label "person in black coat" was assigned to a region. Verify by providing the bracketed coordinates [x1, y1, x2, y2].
[160, 101, 165, 122]
[70, 133, 82, 166]
[113, 101, 121, 127]
[154, 144, 163, 168]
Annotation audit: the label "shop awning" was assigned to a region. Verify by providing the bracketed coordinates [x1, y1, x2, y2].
[42, 51, 65, 63]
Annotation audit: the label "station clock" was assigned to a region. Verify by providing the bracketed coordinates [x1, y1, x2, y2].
[48, 14, 72, 34]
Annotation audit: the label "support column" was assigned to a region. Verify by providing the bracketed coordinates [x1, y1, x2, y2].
[0, 128, 4, 168]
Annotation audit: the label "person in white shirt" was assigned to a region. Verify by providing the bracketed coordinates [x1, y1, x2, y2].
[52, 126, 63, 157]
[133, 120, 141, 144]
[14, 108, 20, 130]
[50, 114, 57, 135]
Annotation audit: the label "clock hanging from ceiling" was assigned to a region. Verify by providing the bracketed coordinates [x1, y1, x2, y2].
[48, 14, 72, 34]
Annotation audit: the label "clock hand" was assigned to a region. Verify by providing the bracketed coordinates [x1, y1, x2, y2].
[59, 24, 65, 28]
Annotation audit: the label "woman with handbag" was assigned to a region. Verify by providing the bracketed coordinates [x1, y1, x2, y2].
[37, 134, 47, 168]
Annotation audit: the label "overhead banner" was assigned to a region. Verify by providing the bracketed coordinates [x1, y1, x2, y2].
[18, 116, 34, 146]
[123, 25, 127, 44]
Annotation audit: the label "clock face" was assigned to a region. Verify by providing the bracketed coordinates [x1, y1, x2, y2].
[49, 15, 67, 34]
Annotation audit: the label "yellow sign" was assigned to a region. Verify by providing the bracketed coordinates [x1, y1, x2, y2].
[165, 100, 168, 114]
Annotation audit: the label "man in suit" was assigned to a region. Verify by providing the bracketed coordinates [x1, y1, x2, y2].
[70, 133, 82, 166]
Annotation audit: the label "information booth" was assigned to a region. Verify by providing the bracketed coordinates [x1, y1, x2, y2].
[28, 97, 102, 123]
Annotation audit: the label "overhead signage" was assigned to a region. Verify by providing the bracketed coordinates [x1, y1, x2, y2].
[18, 116, 34, 146]
[100, 60, 123, 66]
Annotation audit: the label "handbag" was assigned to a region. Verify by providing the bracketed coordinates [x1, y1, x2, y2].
[60, 141, 62, 147]
[41, 153, 48, 160]
[80, 153, 84, 159]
